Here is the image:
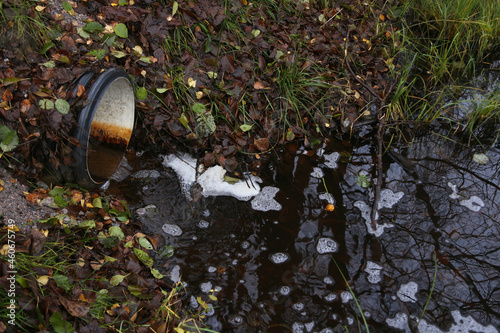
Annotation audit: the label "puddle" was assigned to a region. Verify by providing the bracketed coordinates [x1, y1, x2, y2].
[110, 133, 500, 332]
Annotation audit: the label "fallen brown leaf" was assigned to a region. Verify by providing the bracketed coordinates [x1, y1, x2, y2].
[59, 296, 90, 318]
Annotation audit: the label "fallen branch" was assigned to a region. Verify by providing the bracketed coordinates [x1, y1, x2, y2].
[344, 51, 393, 228]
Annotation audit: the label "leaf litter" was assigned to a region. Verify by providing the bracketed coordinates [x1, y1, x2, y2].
[0, 0, 399, 330]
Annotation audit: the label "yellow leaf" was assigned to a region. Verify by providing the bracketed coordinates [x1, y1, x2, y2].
[77, 258, 85, 267]
[196, 91, 203, 99]
[37, 275, 50, 285]
[133, 45, 143, 56]
[187, 77, 197, 88]
[0, 244, 9, 255]
[35, 5, 46, 12]
[41, 229, 49, 237]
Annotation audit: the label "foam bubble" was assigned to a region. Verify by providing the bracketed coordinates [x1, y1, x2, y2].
[228, 315, 243, 326]
[132, 169, 161, 179]
[251, 186, 282, 211]
[340, 291, 353, 303]
[323, 152, 340, 169]
[201, 303, 215, 316]
[311, 167, 325, 179]
[386, 312, 410, 333]
[473, 153, 489, 165]
[269, 252, 290, 264]
[170, 265, 181, 283]
[397, 281, 418, 303]
[323, 276, 335, 285]
[324, 292, 337, 302]
[378, 189, 404, 209]
[318, 192, 335, 205]
[164, 154, 262, 201]
[208, 266, 217, 273]
[364, 261, 383, 284]
[198, 220, 210, 228]
[292, 323, 304, 333]
[448, 182, 461, 199]
[354, 200, 394, 237]
[163, 154, 197, 196]
[459, 196, 484, 212]
[292, 302, 304, 311]
[162, 224, 183, 236]
[305, 322, 314, 332]
[197, 165, 261, 201]
[316, 238, 338, 254]
[416, 310, 498, 333]
[279, 286, 291, 296]
[200, 281, 212, 293]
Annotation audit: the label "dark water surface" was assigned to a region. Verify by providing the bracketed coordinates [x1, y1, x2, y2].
[110, 132, 499, 332]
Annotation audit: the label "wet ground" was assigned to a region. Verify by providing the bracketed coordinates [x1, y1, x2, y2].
[108, 130, 500, 332]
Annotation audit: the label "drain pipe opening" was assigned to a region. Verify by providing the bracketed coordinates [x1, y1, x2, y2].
[73, 68, 135, 189]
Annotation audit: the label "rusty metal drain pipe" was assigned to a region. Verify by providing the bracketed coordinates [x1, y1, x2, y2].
[73, 68, 135, 188]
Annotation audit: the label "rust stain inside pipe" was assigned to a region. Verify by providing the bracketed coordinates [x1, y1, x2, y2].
[87, 122, 132, 182]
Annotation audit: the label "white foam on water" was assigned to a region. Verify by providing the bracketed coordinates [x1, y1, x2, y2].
[318, 192, 335, 205]
[292, 323, 305, 333]
[198, 220, 210, 228]
[386, 313, 410, 333]
[279, 286, 291, 296]
[473, 153, 489, 165]
[364, 261, 383, 284]
[415, 310, 498, 333]
[228, 315, 243, 325]
[378, 189, 404, 209]
[200, 281, 212, 293]
[269, 252, 290, 264]
[447, 182, 461, 199]
[340, 291, 353, 303]
[132, 169, 161, 178]
[164, 154, 261, 201]
[324, 292, 337, 302]
[197, 165, 261, 201]
[208, 266, 217, 273]
[162, 224, 183, 236]
[459, 195, 485, 212]
[311, 167, 325, 179]
[316, 237, 338, 254]
[323, 276, 334, 285]
[323, 152, 340, 169]
[292, 302, 305, 311]
[354, 200, 394, 237]
[170, 265, 181, 283]
[397, 281, 418, 303]
[163, 154, 197, 196]
[251, 186, 282, 211]
[304, 322, 314, 332]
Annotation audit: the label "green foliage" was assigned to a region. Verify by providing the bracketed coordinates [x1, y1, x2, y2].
[83, 21, 104, 33]
[55, 98, 70, 114]
[136, 87, 148, 100]
[53, 274, 72, 292]
[114, 23, 128, 38]
[50, 312, 74, 333]
[0, 125, 19, 155]
[134, 248, 153, 267]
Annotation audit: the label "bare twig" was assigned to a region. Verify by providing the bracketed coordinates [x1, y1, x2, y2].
[344, 43, 394, 228]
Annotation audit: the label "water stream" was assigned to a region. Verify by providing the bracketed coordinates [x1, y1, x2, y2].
[109, 131, 499, 332]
